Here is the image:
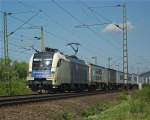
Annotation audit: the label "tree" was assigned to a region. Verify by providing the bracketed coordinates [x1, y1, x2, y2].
[0, 58, 28, 80]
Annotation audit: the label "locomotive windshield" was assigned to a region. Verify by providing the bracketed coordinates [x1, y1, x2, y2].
[32, 52, 53, 70]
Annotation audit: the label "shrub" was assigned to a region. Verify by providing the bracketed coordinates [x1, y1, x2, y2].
[81, 103, 109, 117]
[128, 85, 150, 114]
[62, 112, 73, 120]
[128, 97, 145, 113]
[0, 79, 32, 96]
[133, 85, 150, 102]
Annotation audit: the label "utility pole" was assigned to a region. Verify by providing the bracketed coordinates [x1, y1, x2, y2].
[122, 3, 128, 84]
[33, 26, 45, 52]
[40, 26, 44, 52]
[108, 57, 112, 69]
[3, 12, 12, 96]
[114, 3, 128, 85]
[3, 12, 9, 65]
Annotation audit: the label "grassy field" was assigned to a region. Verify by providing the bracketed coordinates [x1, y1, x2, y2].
[0, 79, 32, 96]
[81, 85, 150, 120]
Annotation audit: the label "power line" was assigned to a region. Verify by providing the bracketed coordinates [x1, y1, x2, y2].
[16, 0, 122, 65]
[52, 1, 121, 52]
[12, 1, 71, 43]
[9, 41, 32, 52]
[88, 7, 112, 23]
[0, 10, 36, 14]
[9, 11, 37, 14]
[79, 0, 112, 23]
[9, 48, 31, 55]
[8, 10, 42, 36]
[79, 1, 122, 50]
[16, 0, 108, 59]
[89, 5, 121, 9]
[51, 1, 125, 66]
[10, 15, 32, 25]
[52, 0, 82, 24]
[75, 23, 109, 28]
[51, 1, 107, 49]
[17, 1, 100, 57]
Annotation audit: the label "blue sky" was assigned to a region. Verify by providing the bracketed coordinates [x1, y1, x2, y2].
[0, 0, 150, 73]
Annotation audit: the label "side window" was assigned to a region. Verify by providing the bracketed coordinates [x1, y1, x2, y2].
[57, 59, 62, 67]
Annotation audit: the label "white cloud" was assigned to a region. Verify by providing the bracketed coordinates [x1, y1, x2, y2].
[102, 21, 135, 32]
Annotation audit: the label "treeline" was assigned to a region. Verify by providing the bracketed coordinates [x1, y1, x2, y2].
[0, 58, 28, 80]
[0, 58, 32, 96]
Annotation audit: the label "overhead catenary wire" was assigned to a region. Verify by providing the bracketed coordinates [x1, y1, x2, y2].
[8, 11, 37, 15]
[16, 0, 107, 58]
[9, 1, 148, 72]
[10, 15, 69, 44]
[79, 0, 122, 50]
[9, 48, 31, 55]
[85, 4, 141, 61]
[8, 10, 42, 36]
[9, 41, 33, 52]
[16, 0, 121, 64]
[79, 0, 113, 23]
[52, 0, 122, 53]
[11, 1, 71, 43]
[51, 1, 108, 51]
[89, 5, 122, 9]
[8, 14, 69, 46]
[0, 10, 36, 14]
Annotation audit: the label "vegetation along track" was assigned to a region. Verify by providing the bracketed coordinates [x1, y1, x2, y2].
[0, 90, 118, 107]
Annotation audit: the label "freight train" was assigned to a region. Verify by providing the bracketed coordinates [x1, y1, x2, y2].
[27, 48, 138, 93]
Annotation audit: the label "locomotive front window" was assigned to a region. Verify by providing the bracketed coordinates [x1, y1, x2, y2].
[33, 59, 52, 70]
[32, 52, 53, 70]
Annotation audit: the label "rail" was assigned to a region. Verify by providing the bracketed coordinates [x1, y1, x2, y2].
[0, 90, 118, 107]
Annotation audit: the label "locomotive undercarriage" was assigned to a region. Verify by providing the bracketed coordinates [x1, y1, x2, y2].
[28, 79, 137, 94]
[28, 79, 53, 92]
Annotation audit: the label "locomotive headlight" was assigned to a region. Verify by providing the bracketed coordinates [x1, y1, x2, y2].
[45, 60, 50, 65]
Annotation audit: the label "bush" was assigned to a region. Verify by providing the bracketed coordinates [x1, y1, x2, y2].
[81, 86, 150, 120]
[81, 103, 109, 117]
[133, 85, 150, 102]
[0, 79, 32, 96]
[118, 92, 129, 101]
[128, 85, 150, 114]
[62, 112, 73, 120]
[128, 96, 145, 113]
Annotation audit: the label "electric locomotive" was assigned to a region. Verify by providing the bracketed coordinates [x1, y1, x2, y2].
[27, 48, 88, 92]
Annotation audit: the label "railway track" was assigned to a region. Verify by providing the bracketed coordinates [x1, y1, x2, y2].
[0, 90, 118, 107]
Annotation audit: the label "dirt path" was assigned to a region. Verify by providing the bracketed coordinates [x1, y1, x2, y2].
[0, 92, 120, 120]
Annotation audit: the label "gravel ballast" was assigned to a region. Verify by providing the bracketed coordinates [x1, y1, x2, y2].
[0, 92, 119, 120]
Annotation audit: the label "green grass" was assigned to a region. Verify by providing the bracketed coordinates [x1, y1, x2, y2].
[81, 85, 150, 120]
[0, 79, 32, 96]
[81, 102, 110, 118]
[62, 112, 73, 120]
[48, 112, 73, 120]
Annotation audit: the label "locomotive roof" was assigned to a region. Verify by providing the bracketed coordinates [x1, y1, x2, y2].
[88, 63, 105, 69]
[66, 55, 86, 64]
[33, 51, 55, 58]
